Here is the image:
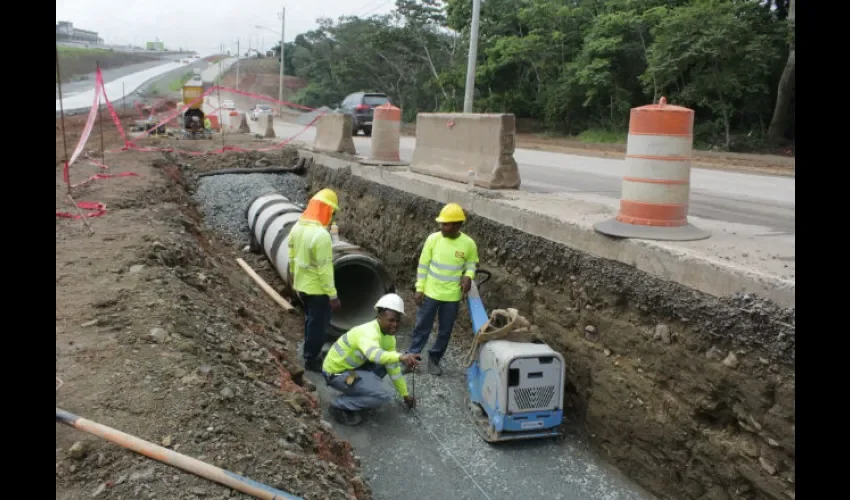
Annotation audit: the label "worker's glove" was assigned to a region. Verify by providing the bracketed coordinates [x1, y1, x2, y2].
[403, 396, 416, 410]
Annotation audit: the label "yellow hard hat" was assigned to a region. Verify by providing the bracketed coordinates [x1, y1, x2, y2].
[435, 203, 466, 223]
[311, 188, 339, 211]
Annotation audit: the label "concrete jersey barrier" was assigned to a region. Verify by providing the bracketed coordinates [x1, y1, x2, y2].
[410, 113, 521, 189]
[313, 113, 356, 155]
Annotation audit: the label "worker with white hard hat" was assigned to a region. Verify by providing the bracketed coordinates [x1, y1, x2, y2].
[406, 203, 480, 376]
[322, 293, 421, 426]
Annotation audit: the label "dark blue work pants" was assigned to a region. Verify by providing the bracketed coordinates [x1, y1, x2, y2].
[300, 292, 331, 362]
[407, 296, 460, 365]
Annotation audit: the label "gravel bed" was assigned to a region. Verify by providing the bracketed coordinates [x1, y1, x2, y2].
[194, 172, 308, 243]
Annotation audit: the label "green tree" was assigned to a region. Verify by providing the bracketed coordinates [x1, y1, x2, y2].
[642, 0, 784, 149]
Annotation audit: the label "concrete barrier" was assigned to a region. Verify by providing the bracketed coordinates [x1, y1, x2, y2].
[410, 113, 521, 189]
[297, 149, 795, 309]
[225, 111, 240, 132]
[313, 114, 356, 155]
[238, 113, 251, 133]
[264, 114, 276, 138]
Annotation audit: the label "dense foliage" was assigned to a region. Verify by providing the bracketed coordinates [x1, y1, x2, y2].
[274, 0, 794, 151]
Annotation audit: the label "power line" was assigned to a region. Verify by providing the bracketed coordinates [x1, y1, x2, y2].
[360, 0, 394, 17]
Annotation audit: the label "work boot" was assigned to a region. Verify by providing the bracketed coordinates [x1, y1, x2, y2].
[329, 406, 363, 426]
[304, 359, 323, 374]
[428, 359, 443, 376]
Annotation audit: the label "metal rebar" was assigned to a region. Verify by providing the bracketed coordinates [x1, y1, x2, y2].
[66, 193, 95, 235]
[217, 63, 226, 148]
[96, 61, 106, 163]
[56, 44, 70, 194]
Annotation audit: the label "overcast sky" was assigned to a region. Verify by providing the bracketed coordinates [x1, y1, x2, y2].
[56, 0, 396, 54]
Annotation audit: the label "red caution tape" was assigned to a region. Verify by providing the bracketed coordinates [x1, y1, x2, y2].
[56, 201, 107, 219]
[213, 86, 315, 111]
[61, 71, 327, 162]
[71, 171, 139, 189]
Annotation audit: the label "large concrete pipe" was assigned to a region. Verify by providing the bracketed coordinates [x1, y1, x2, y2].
[246, 193, 395, 335]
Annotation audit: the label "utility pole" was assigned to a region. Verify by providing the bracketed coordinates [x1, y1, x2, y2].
[462, 0, 482, 113]
[236, 38, 240, 91]
[279, 6, 285, 117]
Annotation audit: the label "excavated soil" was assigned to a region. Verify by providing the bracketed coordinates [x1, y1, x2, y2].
[57, 127, 795, 500]
[56, 137, 370, 500]
[303, 161, 796, 500]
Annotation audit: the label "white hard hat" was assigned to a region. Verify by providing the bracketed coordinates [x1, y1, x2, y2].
[374, 293, 405, 315]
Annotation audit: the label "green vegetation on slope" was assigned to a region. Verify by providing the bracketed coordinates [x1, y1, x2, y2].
[276, 0, 795, 152]
[56, 46, 161, 83]
[169, 72, 195, 92]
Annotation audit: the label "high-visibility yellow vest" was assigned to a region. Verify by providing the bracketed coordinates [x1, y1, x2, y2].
[287, 219, 337, 298]
[415, 231, 479, 302]
[322, 319, 408, 397]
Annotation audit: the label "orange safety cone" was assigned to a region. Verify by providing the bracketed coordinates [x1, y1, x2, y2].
[365, 102, 407, 166]
[594, 97, 709, 241]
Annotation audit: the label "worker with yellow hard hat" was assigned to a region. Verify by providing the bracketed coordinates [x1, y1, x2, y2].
[406, 203, 479, 376]
[288, 188, 341, 372]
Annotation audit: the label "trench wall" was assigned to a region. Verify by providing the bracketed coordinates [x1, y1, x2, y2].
[304, 159, 795, 500]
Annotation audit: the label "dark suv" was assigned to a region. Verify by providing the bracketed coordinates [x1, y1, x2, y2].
[339, 92, 390, 136]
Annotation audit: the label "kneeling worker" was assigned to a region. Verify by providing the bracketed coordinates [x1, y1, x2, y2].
[322, 293, 421, 425]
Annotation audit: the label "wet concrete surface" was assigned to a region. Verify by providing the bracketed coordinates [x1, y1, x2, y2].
[301, 329, 656, 500]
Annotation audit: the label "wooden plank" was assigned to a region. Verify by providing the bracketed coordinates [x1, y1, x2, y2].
[235, 258, 294, 312]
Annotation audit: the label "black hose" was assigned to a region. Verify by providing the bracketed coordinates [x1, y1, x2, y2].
[474, 269, 492, 288]
[196, 166, 304, 178]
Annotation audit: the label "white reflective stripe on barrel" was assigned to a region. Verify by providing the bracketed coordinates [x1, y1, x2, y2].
[616, 97, 695, 227]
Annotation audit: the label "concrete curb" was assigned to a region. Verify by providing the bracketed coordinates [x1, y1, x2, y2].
[298, 149, 795, 309]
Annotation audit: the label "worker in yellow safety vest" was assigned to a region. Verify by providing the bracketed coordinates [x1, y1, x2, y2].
[406, 203, 479, 376]
[288, 188, 341, 373]
[322, 293, 421, 425]
[203, 117, 212, 130]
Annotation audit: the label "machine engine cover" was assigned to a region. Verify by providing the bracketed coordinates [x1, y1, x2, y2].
[478, 340, 564, 415]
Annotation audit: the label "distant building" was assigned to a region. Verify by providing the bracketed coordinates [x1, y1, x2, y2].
[56, 21, 103, 44]
[146, 41, 165, 51]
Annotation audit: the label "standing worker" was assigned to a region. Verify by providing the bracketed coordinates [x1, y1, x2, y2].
[203, 116, 212, 131]
[322, 293, 421, 425]
[407, 203, 479, 376]
[288, 188, 341, 373]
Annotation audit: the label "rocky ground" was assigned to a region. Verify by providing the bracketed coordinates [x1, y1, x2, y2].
[56, 133, 370, 500]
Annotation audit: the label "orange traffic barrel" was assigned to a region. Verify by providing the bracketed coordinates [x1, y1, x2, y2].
[368, 103, 402, 163]
[594, 97, 709, 241]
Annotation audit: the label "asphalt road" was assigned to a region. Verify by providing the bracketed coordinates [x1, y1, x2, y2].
[235, 115, 795, 233]
[56, 57, 199, 112]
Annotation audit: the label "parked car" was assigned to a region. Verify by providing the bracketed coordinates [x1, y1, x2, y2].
[338, 92, 390, 136]
[222, 100, 236, 110]
[251, 104, 273, 121]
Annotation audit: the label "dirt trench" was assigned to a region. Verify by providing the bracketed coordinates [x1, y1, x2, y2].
[302, 161, 796, 500]
[56, 143, 370, 500]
